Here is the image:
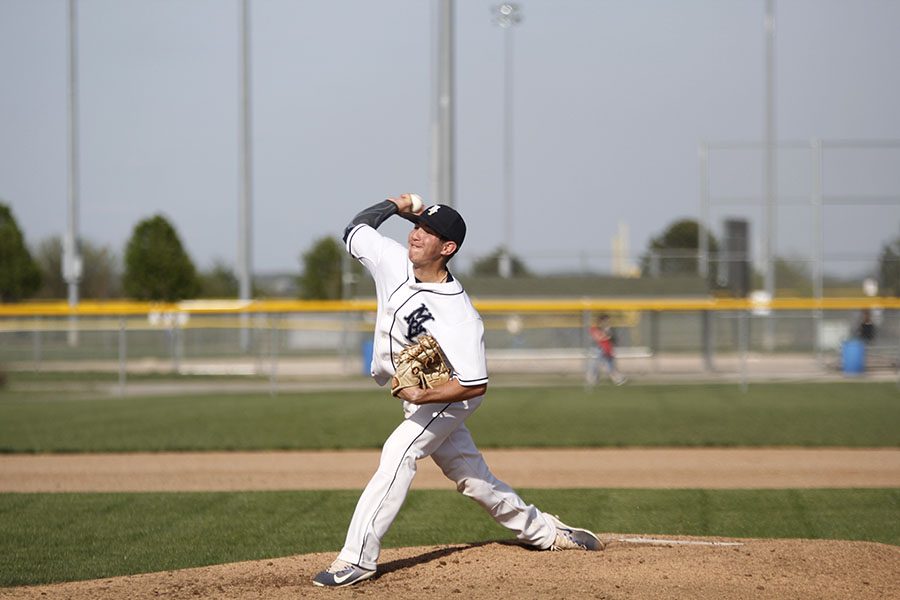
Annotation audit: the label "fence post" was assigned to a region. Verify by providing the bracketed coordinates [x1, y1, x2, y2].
[702, 310, 714, 372]
[582, 308, 592, 384]
[895, 308, 899, 390]
[169, 319, 177, 374]
[269, 313, 279, 397]
[650, 310, 660, 373]
[118, 317, 127, 396]
[738, 310, 748, 392]
[32, 317, 42, 372]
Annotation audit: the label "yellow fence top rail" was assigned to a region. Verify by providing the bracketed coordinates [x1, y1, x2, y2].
[0, 297, 897, 317]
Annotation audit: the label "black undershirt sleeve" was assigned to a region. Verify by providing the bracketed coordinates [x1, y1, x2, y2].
[342, 200, 399, 243]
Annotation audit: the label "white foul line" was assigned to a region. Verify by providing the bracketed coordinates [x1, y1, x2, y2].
[614, 537, 744, 547]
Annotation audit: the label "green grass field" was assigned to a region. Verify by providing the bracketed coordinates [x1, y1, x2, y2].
[1, 488, 898, 586]
[1, 382, 898, 452]
[1, 380, 898, 586]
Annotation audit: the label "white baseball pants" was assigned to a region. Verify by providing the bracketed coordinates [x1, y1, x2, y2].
[337, 396, 556, 570]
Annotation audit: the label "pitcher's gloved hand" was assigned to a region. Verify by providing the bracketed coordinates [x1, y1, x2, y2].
[390, 334, 451, 397]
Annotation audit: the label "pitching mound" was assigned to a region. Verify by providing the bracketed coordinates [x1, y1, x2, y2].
[3, 536, 897, 600]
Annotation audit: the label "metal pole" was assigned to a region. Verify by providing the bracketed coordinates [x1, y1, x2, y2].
[811, 138, 824, 366]
[340, 250, 353, 369]
[170, 321, 178, 374]
[433, 0, 456, 207]
[176, 321, 184, 373]
[269, 315, 279, 396]
[65, 0, 82, 346]
[896, 309, 900, 390]
[763, 0, 777, 351]
[698, 143, 710, 280]
[118, 317, 127, 396]
[493, 4, 521, 278]
[500, 20, 513, 278]
[582, 308, 592, 386]
[702, 310, 714, 372]
[32, 318, 42, 372]
[739, 311, 748, 392]
[238, 0, 253, 351]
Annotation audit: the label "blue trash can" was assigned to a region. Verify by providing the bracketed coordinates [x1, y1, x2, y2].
[841, 339, 866, 375]
[361, 340, 374, 376]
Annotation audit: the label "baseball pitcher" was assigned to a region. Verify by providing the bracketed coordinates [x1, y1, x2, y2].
[312, 194, 603, 588]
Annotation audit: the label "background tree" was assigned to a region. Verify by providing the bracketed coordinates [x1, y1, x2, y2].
[34, 236, 120, 299]
[197, 261, 240, 298]
[0, 202, 41, 301]
[123, 215, 199, 301]
[877, 234, 900, 296]
[641, 219, 719, 286]
[470, 247, 532, 277]
[298, 236, 347, 300]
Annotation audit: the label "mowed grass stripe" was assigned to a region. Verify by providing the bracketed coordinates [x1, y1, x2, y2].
[1, 488, 898, 587]
[1, 382, 898, 452]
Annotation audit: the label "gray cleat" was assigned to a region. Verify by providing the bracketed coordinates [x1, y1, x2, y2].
[546, 514, 605, 551]
[312, 559, 376, 587]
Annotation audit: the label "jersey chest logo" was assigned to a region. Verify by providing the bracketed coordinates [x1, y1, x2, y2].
[404, 303, 434, 339]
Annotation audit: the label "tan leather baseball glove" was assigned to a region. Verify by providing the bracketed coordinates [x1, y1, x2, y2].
[390, 333, 452, 397]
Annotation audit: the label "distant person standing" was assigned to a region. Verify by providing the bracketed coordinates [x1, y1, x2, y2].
[856, 309, 876, 344]
[587, 314, 626, 386]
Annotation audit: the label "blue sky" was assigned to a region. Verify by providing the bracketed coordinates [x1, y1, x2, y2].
[1, 0, 898, 281]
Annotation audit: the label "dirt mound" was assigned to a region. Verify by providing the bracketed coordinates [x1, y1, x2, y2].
[3, 536, 897, 600]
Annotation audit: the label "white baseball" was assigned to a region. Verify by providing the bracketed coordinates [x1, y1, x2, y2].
[409, 193, 423, 212]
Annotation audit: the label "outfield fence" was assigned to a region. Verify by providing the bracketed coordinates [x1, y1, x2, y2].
[1, 298, 898, 389]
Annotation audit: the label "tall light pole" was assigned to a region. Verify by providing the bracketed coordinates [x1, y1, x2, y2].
[763, 0, 777, 349]
[65, 0, 83, 345]
[238, 0, 254, 351]
[492, 3, 522, 278]
[432, 0, 456, 208]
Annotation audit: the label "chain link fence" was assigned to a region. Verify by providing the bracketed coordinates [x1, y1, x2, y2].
[1, 300, 897, 393]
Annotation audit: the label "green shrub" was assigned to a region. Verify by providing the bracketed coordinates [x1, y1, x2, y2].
[122, 214, 199, 301]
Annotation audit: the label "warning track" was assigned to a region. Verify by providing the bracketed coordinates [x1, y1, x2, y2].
[2, 447, 898, 492]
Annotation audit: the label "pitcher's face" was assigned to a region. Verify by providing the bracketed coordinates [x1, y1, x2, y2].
[408, 225, 454, 267]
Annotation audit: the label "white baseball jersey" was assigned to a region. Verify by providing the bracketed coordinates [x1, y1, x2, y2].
[344, 222, 489, 389]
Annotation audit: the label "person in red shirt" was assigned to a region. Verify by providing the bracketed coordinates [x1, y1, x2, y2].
[587, 314, 626, 386]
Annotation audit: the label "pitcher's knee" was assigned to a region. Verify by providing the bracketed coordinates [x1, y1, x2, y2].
[378, 452, 417, 478]
[456, 476, 487, 498]
[456, 477, 509, 510]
